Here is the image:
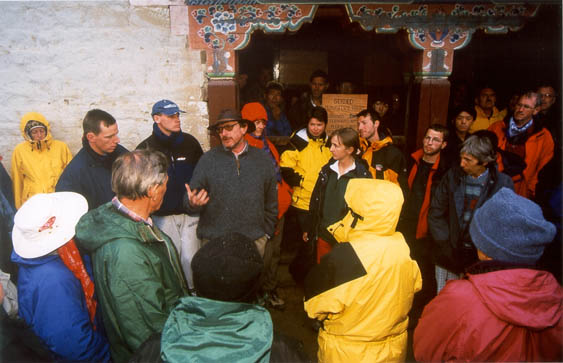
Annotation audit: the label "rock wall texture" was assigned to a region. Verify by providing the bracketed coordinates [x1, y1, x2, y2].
[0, 1, 209, 173]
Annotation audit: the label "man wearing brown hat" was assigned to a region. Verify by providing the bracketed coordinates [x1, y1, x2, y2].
[184, 109, 278, 259]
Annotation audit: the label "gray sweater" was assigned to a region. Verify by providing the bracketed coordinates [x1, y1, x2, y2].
[184, 144, 278, 241]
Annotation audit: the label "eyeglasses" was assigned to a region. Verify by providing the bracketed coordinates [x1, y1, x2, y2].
[213, 122, 239, 134]
[515, 103, 535, 110]
[539, 93, 554, 98]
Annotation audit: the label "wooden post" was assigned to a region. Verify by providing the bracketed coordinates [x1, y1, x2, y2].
[207, 78, 237, 147]
[408, 77, 450, 151]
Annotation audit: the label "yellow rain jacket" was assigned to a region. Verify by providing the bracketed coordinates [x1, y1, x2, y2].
[304, 179, 421, 362]
[469, 105, 507, 133]
[11, 112, 72, 209]
[280, 128, 331, 211]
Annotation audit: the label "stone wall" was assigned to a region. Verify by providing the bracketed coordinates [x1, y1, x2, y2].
[0, 0, 209, 173]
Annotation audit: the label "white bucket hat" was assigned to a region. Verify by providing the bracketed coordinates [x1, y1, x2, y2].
[12, 192, 88, 259]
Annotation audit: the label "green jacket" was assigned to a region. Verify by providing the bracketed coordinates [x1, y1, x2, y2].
[161, 296, 273, 363]
[76, 202, 188, 363]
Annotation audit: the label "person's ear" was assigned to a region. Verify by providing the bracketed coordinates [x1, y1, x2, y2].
[86, 132, 96, 143]
[147, 184, 158, 200]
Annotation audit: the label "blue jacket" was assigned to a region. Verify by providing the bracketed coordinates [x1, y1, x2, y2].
[264, 103, 292, 137]
[0, 162, 16, 279]
[12, 251, 110, 362]
[56, 138, 128, 210]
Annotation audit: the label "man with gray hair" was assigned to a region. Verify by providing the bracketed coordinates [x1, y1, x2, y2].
[76, 150, 188, 362]
[489, 91, 554, 199]
[428, 132, 513, 292]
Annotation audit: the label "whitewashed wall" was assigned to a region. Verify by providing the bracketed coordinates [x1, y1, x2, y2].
[0, 0, 209, 173]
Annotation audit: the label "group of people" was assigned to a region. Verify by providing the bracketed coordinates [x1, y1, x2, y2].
[0, 73, 561, 362]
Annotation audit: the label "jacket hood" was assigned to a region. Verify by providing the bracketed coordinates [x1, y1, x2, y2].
[19, 112, 52, 148]
[468, 268, 562, 329]
[75, 203, 166, 253]
[161, 296, 273, 363]
[328, 178, 404, 242]
[11, 250, 59, 267]
[291, 128, 328, 151]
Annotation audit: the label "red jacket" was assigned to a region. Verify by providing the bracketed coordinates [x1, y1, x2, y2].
[414, 265, 563, 362]
[245, 134, 292, 220]
[489, 120, 554, 198]
[407, 149, 443, 239]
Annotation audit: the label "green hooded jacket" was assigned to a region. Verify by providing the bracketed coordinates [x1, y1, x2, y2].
[76, 202, 188, 363]
[161, 296, 273, 363]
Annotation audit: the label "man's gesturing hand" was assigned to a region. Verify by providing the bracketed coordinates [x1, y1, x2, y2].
[185, 184, 209, 207]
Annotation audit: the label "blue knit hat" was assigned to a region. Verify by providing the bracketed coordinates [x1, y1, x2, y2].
[469, 187, 556, 265]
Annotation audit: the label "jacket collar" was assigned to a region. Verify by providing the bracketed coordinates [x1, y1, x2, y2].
[411, 148, 441, 171]
[362, 135, 393, 152]
[152, 122, 184, 147]
[82, 137, 121, 169]
[466, 259, 538, 275]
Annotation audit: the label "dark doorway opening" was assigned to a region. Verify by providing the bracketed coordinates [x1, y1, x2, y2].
[237, 5, 411, 143]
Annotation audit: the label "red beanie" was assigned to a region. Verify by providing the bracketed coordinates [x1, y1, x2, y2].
[241, 102, 267, 123]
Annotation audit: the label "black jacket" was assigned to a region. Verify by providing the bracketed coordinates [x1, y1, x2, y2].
[56, 138, 128, 210]
[306, 157, 372, 243]
[428, 165, 514, 272]
[136, 124, 203, 215]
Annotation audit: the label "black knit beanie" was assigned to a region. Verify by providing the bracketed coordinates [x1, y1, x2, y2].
[192, 232, 263, 302]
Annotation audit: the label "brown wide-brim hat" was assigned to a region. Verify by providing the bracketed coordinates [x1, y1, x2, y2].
[208, 109, 255, 133]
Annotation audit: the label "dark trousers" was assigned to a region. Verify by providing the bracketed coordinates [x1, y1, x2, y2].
[285, 206, 314, 284]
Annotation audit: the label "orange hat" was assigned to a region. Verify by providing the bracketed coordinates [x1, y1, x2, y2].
[241, 102, 267, 123]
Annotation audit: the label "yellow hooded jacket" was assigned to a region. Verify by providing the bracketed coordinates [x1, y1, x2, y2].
[304, 179, 421, 362]
[280, 128, 331, 211]
[11, 112, 73, 209]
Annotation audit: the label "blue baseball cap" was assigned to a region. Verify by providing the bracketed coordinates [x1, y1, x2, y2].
[151, 99, 186, 116]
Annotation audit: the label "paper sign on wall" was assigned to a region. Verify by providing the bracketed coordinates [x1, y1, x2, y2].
[322, 94, 368, 135]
